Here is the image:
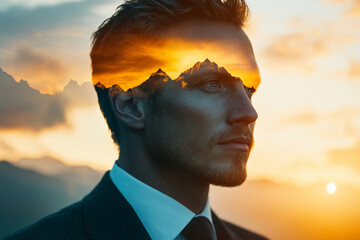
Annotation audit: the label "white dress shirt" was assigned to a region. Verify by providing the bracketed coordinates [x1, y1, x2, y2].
[110, 162, 217, 240]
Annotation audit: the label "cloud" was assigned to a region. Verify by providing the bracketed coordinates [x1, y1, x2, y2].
[0, 0, 119, 92]
[0, 68, 97, 130]
[347, 60, 360, 79]
[0, 140, 14, 153]
[281, 108, 360, 139]
[5, 46, 69, 93]
[0, 0, 114, 38]
[0, 74, 66, 130]
[0, 0, 82, 10]
[282, 110, 319, 124]
[10, 47, 66, 75]
[263, 30, 329, 71]
[348, 0, 360, 16]
[284, 159, 321, 170]
[282, 108, 360, 125]
[325, 0, 360, 16]
[262, 17, 359, 73]
[328, 141, 360, 172]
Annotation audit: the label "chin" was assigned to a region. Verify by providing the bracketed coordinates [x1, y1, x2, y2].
[208, 168, 247, 187]
[206, 151, 249, 187]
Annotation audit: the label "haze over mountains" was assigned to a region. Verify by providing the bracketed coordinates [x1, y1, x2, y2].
[14, 156, 102, 188]
[0, 158, 102, 238]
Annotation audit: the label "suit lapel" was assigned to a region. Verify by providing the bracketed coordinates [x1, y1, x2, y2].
[211, 210, 243, 240]
[81, 171, 151, 240]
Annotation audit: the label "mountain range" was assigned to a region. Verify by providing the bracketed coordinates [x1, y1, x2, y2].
[0, 159, 102, 238]
[0, 68, 97, 130]
[94, 59, 233, 93]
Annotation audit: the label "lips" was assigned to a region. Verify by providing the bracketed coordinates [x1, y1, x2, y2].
[217, 137, 251, 151]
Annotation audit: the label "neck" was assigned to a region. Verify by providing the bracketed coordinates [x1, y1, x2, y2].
[116, 144, 209, 214]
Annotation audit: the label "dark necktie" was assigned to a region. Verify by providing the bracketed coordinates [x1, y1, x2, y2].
[182, 216, 215, 240]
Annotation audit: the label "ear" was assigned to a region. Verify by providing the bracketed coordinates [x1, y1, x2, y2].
[109, 89, 145, 130]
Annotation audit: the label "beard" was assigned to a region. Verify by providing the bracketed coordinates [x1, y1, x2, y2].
[146, 116, 254, 187]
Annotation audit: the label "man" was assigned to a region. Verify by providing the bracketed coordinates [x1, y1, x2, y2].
[5, 0, 267, 239]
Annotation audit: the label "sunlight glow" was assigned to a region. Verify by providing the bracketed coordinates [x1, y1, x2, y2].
[327, 182, 336, 194]
[92, 27, 261, 91]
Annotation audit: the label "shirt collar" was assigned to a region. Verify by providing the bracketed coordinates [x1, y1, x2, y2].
[110, 162, 214, 240]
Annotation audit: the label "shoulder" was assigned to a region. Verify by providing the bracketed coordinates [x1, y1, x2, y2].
[3, 201, 88, 240]
[211, 210, 268, 240]
[222, 219, 269, 240]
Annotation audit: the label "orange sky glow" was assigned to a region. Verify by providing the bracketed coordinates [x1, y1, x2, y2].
[92, 31, 261, 90]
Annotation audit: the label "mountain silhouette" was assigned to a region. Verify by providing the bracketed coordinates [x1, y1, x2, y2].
[0, 160, 102, 238]
[0, 68, 97, 130]
[14, 156, 101, 178]
[178, 59, 228, 78]
[93, 59, 229, 93]
[136, 68, 172, 94]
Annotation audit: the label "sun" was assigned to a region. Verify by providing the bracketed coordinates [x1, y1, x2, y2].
[327, 182, 336, 194]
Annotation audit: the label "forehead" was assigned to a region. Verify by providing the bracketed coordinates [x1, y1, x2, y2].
[167, 22, 260, 87]
[93, 21, 260, 91]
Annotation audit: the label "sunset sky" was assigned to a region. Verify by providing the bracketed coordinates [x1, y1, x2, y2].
[0, 0, 360, 238]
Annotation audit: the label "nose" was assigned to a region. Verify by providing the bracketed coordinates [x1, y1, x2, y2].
[227, 86, 258, 126]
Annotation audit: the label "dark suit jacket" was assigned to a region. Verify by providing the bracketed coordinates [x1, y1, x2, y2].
[4, 172, 268, 240]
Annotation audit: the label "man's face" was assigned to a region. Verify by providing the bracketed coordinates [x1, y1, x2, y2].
[143, 24, 259, 187]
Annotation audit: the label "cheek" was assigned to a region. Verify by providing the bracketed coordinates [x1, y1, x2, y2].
[163, 95, 223, 133]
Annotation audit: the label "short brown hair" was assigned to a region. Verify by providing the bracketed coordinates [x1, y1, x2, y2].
[91, 0, 250, 149]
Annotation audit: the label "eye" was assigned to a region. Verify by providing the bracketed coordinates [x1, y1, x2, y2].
[207, 80, 221, 88]
[199, 79, 224, 93]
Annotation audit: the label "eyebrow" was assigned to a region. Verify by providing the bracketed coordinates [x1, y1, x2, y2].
[183, 71, 234, 84]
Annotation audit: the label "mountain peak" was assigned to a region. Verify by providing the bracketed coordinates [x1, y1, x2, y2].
[155, 68, 165, 74]
[19, 79, 30, 87]
[177, 59, 229, 81]
[0, 68, 18, 85]
[134, 69, 172, 95]
[203, 58, 211, 63]
[150, 68, 171, 79]
[64, 79, 80, 89]
[94, 81, 106, 90]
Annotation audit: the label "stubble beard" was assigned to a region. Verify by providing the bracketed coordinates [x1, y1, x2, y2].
[213, 153, 248, 187]
[146, 95, 252, 187]
[148, 121, 251, 187]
